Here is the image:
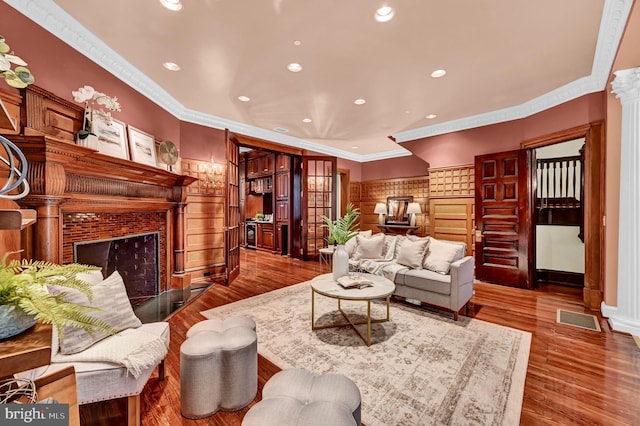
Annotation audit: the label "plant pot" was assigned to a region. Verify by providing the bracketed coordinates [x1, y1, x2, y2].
[76, 133, 98, 150]
[332, 244, 349, 280]
[0, 305, 37, 340]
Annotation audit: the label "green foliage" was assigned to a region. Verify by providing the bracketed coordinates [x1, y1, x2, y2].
[0, 36, 35, 89]
[321, 203, 360, 245]
[0, 252, 117, 338]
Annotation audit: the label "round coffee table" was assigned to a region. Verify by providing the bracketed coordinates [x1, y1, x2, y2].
[311, 273, 395, 346]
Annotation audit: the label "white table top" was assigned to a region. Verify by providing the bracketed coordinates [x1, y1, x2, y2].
[311, 273, 395, 300]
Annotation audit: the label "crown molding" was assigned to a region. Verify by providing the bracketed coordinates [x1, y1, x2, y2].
[392, 0, 632, 143]
[6, 0, 632, 160]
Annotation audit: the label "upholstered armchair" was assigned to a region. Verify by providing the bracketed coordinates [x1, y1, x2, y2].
[17, 271, 170, 426]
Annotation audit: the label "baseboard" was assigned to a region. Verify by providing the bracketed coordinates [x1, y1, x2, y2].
[536, 269, 584, 287]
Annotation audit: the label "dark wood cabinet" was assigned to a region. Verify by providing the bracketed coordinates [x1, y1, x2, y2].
[276, 200, 289, 222]
[257, 223, 274, 250]
[247, 157, 260, 178]
[275, 173, 289, 200]
[260, 154, 275, 176]
[276, 153, 290, 172]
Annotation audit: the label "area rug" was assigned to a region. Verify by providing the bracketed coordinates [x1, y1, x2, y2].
[201, 281, 531, 426]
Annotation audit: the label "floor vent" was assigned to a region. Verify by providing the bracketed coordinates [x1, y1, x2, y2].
[556, 309, 601, 332]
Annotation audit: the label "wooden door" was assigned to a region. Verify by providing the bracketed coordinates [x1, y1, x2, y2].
[225, 130, 240, 284]
[302, 156, 336, 260]
[474, 149, 531, 288]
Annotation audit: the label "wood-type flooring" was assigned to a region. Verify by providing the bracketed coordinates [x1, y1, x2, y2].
[80, 249, 640, 425]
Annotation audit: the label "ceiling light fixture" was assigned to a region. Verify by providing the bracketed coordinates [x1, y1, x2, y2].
[163, 62, 181, 71]
[160, 0, 183, 11]
[238, 96, 251, 102]
[430, 69, 447, 78]
[302, 118, 312, 123]
[274, 127, 289, 133]
[375, 6, 395, 22]
[354, 98, 366, 105]
[293, 40, 302, 46]
[351, 146, 359, 150]
[426, 114, 437, 119]
[287, 63, 303, 72]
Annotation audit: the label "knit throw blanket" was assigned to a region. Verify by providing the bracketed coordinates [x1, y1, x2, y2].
[52, 328, 169, 378]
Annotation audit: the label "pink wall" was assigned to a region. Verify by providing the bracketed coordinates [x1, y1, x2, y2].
[402, 92, 606, 168]
[179, 122, 226, 161]
[336, 158, 362, 182]
[1, 2, 222, 161]
[361, 155, 429, 181]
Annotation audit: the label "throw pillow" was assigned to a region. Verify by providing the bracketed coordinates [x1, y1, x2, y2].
[352, 233, 385, 260]
[383, 235, 397, 260]
[344, 230, 372, 257]
[423, 238, 466, 274]
[395, 238, 429, 268]
[52, 270, 142, 355]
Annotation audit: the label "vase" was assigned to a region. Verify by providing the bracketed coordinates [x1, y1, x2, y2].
[0, 305, 37, 340]
[332, 244, 349, 280]
[76, 133, 98, 150]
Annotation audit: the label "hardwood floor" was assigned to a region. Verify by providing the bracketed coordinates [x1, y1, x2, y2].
[81, 249, 640, 425]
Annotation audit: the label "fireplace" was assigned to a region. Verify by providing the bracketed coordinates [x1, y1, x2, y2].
[74, 232, 160, 306]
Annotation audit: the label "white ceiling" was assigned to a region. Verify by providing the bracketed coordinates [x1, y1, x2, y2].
[7, 0, 631, 162]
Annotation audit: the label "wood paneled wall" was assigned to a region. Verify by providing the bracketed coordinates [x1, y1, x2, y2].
[429, 164, 475, 255]
[353, 177, 430, 235]
[181, 159, 226, 281]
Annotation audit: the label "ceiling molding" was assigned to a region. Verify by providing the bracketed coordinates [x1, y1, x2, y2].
[6, 0, 631, 160]
[392, 0, 632, 143]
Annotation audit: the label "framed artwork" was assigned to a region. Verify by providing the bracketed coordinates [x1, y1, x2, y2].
[92, 117, 129, 160]
[127, 126, 157, 167]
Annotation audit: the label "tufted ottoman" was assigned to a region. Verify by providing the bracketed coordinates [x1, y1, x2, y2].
[180, 316, 257, 419]
[242, 368, 361, 426]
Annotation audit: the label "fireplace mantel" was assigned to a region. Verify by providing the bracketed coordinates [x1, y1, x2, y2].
[11, 134, 196, 289]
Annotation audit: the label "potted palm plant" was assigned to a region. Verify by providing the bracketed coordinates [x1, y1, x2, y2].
[0, 252, 116, 340]
[322, 203, 360, 279]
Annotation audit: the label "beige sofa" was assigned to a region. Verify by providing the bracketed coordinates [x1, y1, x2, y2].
[347, 232, 475, 320]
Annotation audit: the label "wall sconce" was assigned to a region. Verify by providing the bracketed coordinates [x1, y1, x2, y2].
[406, 202, 422, 227]
[374, 202, 387, 225]
[202, 160, 225, 190]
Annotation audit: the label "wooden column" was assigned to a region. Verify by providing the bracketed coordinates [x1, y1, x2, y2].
[605, 67, 640, 336]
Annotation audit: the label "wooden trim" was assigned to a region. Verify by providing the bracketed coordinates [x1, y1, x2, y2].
[230, 132, 304, 156]
[536, 269, 584, 287]
[522, 121, 604, 308]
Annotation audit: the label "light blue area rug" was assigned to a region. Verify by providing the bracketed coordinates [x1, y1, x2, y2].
[202, 281, 531, 426]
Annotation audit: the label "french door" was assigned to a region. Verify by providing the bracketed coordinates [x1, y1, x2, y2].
[302, 156, 337, 260]
[225, 130, 240, 284]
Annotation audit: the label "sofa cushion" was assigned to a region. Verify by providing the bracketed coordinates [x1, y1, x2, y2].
[53, 270, 142, 355]
[399, 268, 452, 295]
[395, 237, 429, 268]
[423, 238, 466, 274]
[352, 233, 385, 260]
[345, 230, 372, 257]
[382, 235, 397, 260]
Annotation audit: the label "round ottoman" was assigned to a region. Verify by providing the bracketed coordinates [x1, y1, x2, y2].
[186, 316, 256, 338]
[180, 318, 257, 419]
[242, 368, 361, 426]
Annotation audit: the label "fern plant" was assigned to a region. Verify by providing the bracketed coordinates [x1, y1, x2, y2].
[0, 252, 117, 338]
[321, 203, 360, 245]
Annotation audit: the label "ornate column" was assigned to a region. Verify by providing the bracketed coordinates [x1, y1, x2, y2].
[605, 67, 640, 336]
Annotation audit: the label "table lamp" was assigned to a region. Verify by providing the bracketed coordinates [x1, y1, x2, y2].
[374, 202, 387, 225]
[406, 202, 421, 227]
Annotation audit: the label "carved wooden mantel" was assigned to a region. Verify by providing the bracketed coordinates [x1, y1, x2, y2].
[11, 135, 196, 288]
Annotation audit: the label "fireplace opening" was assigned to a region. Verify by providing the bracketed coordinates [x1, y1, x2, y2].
[74, 232, 160, 307]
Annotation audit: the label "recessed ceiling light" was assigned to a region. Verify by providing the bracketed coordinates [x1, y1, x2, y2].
[274, 127, 289, 133]
[426, 114, 437, 119]
[351, 146, 359, 150]
[163, 62, 181, 71]
[354, 98, 366, 105]
[238, 96, 251, 102]
[430, 69, 447, 78]
[287, 63, 303, 72]
[302, 118, 312, 123]
[160, 0, 183, 11]
[293, 40, 302, 46]
[375, 6, 395, 22]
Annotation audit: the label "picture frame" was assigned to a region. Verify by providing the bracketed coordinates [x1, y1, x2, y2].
[127, 126, 158, 167]
[92, 117, 129, 160]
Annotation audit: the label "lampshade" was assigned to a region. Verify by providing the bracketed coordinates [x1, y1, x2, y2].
[406, 202, 422, 215]
[374, 202, 387, 214]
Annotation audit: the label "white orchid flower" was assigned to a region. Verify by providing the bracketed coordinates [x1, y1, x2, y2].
[72, 85, 95, 103]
